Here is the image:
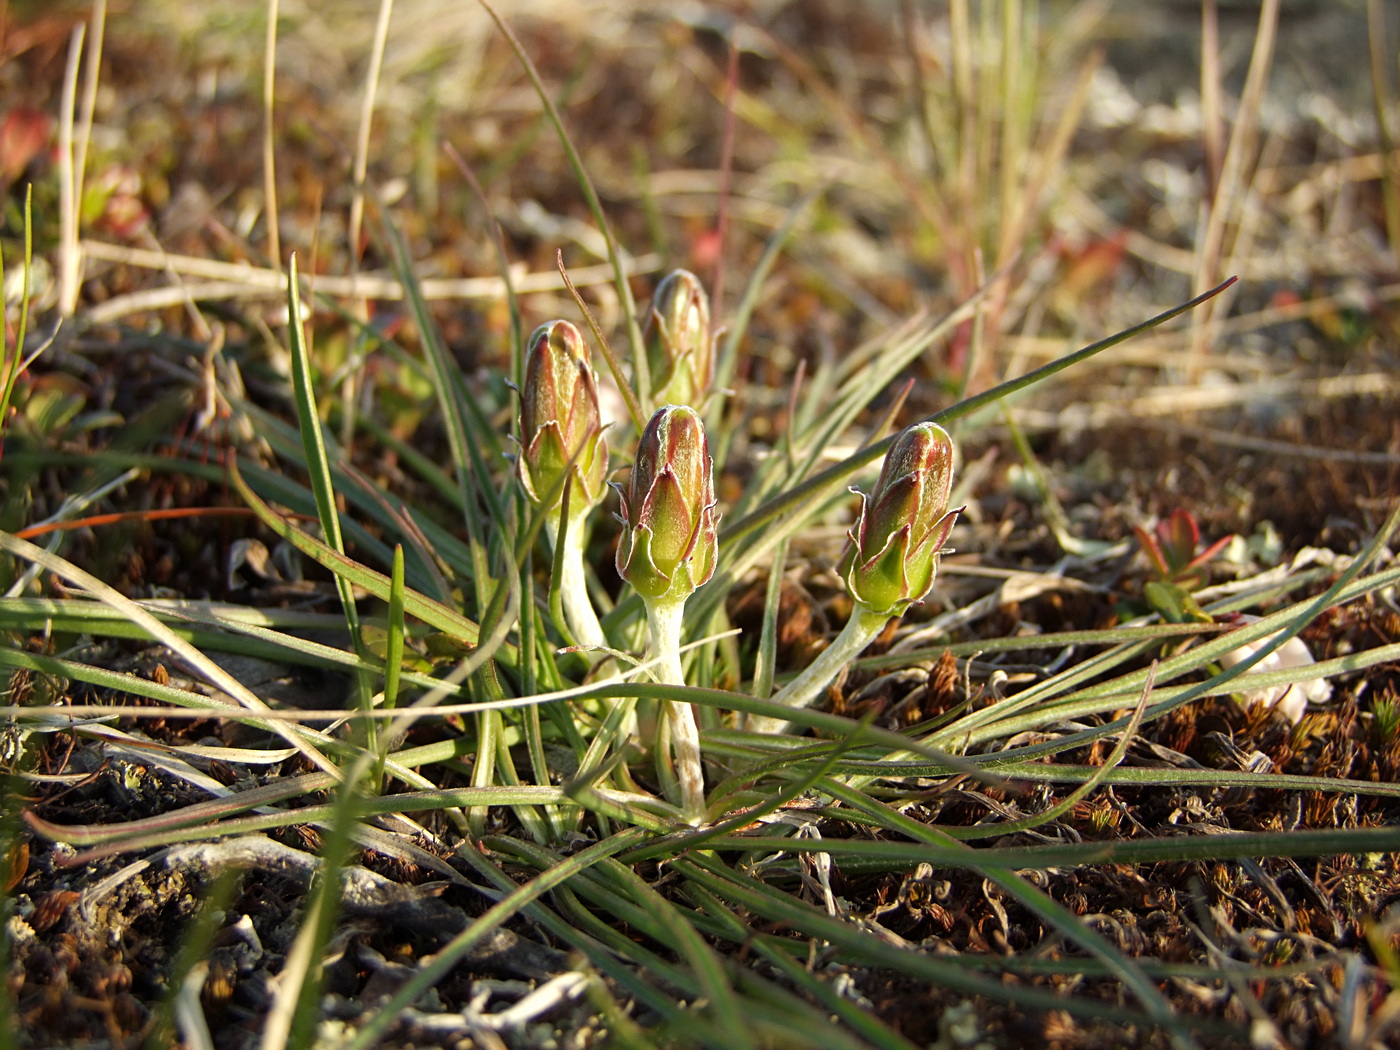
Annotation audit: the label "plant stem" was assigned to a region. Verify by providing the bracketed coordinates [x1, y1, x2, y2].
[547, 511, 605, 649]
[747, 603, 890, 735]
[644, 595, 705, 823]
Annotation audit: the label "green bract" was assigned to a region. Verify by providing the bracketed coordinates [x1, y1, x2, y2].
[839, 421, 959, 617]
[615, 405, 718, 603]
[516, 320, 608, 517]
[643, 269, 712, 408]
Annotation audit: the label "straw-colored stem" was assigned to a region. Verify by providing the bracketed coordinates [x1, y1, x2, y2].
[262, 0, 281, 271]
[341, 0, 394, 447]
[1368, 0, 1400, 266]
[1186, 0, 1278, 382]
[747, 603, 890, 735]
[644, 596, 704, 824]
[57, 25, 84, 317]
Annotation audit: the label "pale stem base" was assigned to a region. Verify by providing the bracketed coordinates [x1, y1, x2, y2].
[746, 603, 890, 735]
[645, 596, 705, 824]
[547, 512, 605, 649]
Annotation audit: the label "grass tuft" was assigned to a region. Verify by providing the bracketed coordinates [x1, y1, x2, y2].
[3, 3, 1398, 1047]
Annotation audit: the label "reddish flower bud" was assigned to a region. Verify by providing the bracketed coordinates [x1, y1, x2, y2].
[517, 320, 608, 515]
[643, 269, 712, 409]
[838, 422, 959, 617]
[615, 405, 718, 602]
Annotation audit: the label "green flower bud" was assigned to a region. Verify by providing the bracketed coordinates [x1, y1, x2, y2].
[838, 422, 959, 617]
[615, 405, 718, 602]
[643, 269, 712, 408]
[517, 320, 608, 516]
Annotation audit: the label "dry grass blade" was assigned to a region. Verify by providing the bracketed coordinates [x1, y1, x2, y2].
[1187, 0, 1279, 380]
[0, 531, 338, 775]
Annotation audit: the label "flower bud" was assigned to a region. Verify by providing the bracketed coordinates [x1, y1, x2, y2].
[517, 320, 608, 516]
[643, 269, 712, 408]
[838, 422, 959, 617]
[615, 405, 718, 602]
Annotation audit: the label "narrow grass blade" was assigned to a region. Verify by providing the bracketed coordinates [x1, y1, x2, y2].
[262, 759, 367, 1050]
[721, 278, 1237, 546]
[373, 543, 407, 777]
[228, 455, 483, 646]
[750, 537, 787, 702]
[0, 188, 36, 446]
[697, 824, 1400, 870]
[284, 256, 374, 729]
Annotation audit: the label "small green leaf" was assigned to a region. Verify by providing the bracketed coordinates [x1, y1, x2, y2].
[1143, 580, 1211, 624]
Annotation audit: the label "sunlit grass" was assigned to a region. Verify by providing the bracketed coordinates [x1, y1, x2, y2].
[2, 1, 1399, 1048]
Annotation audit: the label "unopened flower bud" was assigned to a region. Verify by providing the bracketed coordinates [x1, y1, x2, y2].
[643, 269, 712, 408]
[615, 405, 718, 602]
[839, 422, 959, 617]
[517, 320, 608, 516]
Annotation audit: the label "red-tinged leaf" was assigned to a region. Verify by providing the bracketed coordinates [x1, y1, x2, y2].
[1133, 523, 1171, 580]
[0, 106, 52, 183]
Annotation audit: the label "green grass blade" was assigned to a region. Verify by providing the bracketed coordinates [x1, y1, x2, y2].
[375, 543, 407, 780]
[266, 760, 367, 1050]
[0, 187, 35, 444]
[697, 824, 1400, 869]
[721, 277, 1237, 547]
[750, 537, 787, 701]
[228, 455, 483, 646]
[285, 255, 361, 639]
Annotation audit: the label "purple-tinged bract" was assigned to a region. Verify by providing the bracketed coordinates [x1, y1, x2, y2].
[517, 320, 608, 515]
[615, 405, 718, 602]
[643, 269, 712, 409]
[838, 422, 959, 617]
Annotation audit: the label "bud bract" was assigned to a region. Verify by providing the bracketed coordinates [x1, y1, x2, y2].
[643, 269, 712, 408]
[838, 422, 959, 617]
[615, 405, 718, 602]
[517, 320, 608, 516]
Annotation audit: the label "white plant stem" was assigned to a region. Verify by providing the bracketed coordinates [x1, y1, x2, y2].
[747, 603, 890, 735]
[547, 512, 605, 649]
[644, 596, 705, 824]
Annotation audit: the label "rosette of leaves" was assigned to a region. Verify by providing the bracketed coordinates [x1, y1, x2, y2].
[1132, 508, 1232, 624]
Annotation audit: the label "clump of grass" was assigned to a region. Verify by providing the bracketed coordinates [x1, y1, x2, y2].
[4, 3, 1400, 1049]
